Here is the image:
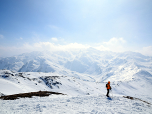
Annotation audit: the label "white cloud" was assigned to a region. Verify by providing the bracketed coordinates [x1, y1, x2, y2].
[61, 43, 90, 50]
[32, 42, 90, 51]
[139, 46, 152, 56]
[95, 44, 109, 51]
[0, 34, 4, 39]
[102, 37, 127, 52]
[0, 42, 91, 57]
[51, 37, 58, 42]
[103, 37, 126, 45]
[0, 38, 129, 57]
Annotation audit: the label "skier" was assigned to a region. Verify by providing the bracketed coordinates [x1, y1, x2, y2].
[106, 81, 111, 97]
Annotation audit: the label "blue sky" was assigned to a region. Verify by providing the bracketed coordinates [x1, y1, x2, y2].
[0, 0, 152, 57]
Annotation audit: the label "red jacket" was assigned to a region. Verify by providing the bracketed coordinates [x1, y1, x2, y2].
[106, 81, 111, 89]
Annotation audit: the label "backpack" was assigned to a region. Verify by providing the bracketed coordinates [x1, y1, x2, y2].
[106, 83, 108, 88]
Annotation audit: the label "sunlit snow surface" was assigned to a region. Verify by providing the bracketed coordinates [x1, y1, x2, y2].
[0, 69, 152, 113]
[0, 95, 151, 114]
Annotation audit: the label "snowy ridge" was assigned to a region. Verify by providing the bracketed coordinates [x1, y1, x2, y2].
[0, 69, 152, 103]
[0, 70, 103, 96]
[0, 69, 152, 113]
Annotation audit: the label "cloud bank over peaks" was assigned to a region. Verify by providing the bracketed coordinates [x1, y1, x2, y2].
[140, 46, 152, 56]
[20, 37, 127, 53]
[101, 37, 127, 52]
[33, 42, 90, 51]
[0, 42, 90, 57]
[103, 37, 126, 45]
[0, 37, 152, 57]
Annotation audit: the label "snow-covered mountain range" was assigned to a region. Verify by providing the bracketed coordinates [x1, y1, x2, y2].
[0, 48, 152, 95]
[0, 48, 152, 82]
[0, 49, 152, 113]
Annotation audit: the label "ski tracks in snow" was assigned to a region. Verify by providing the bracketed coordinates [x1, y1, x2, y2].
[0, 95, 151, 114]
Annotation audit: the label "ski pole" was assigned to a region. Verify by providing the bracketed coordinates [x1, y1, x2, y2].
[111, 89, 113, 98]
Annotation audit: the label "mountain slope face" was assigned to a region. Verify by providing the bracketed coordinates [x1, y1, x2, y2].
[0, 69, 152, 104]
[0, 70, 152, 113]
[0, 70, 104, 96]
[0, 48, 152, 82]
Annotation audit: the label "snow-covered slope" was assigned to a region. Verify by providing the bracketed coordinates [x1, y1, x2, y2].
[1, 94, 151, 114]
[0, 70, 103, 96]
[0, 69, 152, 104]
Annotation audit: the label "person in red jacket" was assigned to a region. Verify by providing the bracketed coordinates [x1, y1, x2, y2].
[106, 81, 111, 97]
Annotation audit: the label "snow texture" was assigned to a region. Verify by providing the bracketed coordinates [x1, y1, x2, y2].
[0, 95, 151, 114]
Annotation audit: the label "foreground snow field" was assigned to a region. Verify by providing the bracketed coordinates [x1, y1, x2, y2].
[0, 94, 151, 114]
[0, 69, 152, 114]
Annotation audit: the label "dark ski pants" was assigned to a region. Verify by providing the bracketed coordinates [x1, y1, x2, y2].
[106, 89, 110, 97]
